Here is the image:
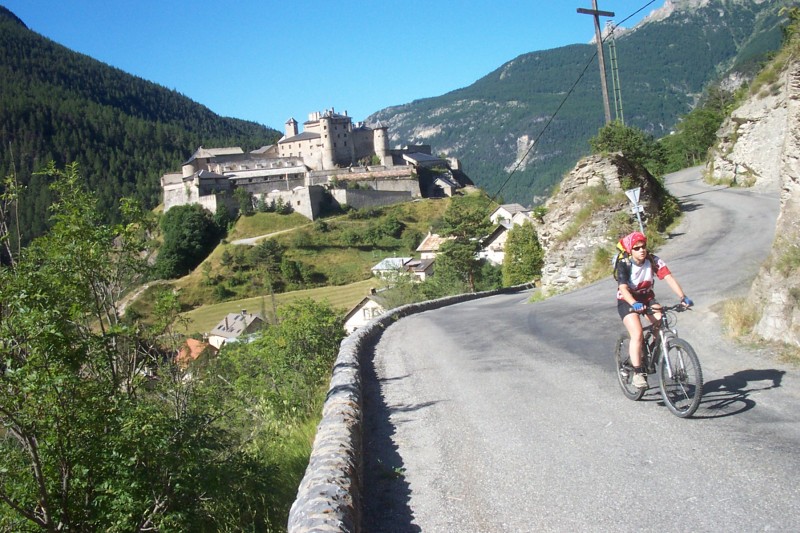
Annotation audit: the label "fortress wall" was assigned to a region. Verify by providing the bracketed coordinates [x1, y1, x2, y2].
[261, 186, 325, 220]
[329, 188, 413, 211]
[162, 182, 191, 212]
[239, 176, 306, 194]
[351, 129, 376, 160]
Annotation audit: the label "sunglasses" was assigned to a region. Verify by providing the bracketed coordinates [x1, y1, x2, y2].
[632, 244, 647, 251]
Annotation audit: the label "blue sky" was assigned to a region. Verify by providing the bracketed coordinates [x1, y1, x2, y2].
[3, 0, 664, 131]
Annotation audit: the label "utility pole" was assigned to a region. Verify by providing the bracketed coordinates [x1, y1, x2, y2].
[578, 1, 615, 124]
[607, 21, 624, 125]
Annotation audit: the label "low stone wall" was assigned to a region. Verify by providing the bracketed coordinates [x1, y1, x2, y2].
[330, 188, 415, 211]
[287, 283, 534, 532]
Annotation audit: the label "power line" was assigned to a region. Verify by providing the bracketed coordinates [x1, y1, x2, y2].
[490, 0, 658, 202]
[607, 22, 624, 124]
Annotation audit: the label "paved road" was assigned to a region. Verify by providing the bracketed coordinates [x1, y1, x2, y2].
[363, 167, 800, 532]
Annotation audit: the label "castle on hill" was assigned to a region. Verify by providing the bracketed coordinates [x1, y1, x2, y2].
[161, 107, 468, 220]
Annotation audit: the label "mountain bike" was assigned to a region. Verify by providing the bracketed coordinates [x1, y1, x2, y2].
[614, 303, 703, 418]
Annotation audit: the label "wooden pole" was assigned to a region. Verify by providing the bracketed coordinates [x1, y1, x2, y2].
[578, 1, 615, 124]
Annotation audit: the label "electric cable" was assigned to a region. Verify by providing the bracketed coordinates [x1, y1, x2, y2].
[490, 0, 658, 201]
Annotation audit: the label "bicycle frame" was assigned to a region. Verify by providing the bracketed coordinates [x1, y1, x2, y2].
[644, 307, 679, 379]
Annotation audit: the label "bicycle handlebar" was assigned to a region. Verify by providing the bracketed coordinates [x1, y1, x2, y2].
[629, 302, 692, 314]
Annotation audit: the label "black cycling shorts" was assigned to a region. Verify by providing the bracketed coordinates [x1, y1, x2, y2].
[617, 298, 658, 319]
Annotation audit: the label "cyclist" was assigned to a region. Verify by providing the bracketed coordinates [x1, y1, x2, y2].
[615, 231, 693, 388]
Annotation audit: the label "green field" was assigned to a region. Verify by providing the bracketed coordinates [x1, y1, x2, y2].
[178, 278, 378, 334]
[166, 199, 452, 333]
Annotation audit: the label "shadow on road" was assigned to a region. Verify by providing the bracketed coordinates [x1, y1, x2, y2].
[678, 199, 704, 212]
[677, 185, 732, 199]
[362, 341, 424, 532]
[691, 368, 786, 419]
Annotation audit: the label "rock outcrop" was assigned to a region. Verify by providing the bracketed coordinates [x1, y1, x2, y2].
[707, 51, 800, 346]
[537, 153, 667, 292]
[747, 61, 800, 346]
[706, 76, 787, 193]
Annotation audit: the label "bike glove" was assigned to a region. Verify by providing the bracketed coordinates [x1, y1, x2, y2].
[681, 296, 694, 307]
[632, 302, 646, 313]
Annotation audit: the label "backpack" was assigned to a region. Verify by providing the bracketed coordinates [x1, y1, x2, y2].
[611, 240, 628, 281]
[611, 239, 654, 282]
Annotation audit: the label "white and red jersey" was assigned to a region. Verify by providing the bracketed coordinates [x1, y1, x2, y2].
[615, 254, 671, 302]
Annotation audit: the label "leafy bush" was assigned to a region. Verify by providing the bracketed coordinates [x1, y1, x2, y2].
[502, 221, 544, 286]
[590, 121, 667, 177]
[154, 204, 223, 279]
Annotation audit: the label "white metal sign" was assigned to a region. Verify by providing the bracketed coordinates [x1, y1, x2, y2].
[625, 187, 641, 205]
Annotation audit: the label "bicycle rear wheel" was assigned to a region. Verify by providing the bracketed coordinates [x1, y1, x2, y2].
[658, 338, 703, 418]
[615, 335, 645, 401]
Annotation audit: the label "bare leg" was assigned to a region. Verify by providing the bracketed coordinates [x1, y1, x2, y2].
[623, 312, 644, 367]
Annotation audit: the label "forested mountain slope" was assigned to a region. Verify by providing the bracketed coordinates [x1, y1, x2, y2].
[0, 6, 280, 245]
[368, 0, 789, 205]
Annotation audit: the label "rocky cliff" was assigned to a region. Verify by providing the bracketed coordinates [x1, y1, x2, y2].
[537, 153, 667, 291]
[708, 52, 799, 346]
[731, 60, 800, 347]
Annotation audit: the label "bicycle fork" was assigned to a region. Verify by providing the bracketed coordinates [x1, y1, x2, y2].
[659, 329, 681, 379]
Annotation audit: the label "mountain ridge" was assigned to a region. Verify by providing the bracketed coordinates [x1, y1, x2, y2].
[0, 6, 280, 245]
[367, 0, 789, 205]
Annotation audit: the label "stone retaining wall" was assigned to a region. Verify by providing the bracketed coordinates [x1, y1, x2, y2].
[288, 284, 534, 532]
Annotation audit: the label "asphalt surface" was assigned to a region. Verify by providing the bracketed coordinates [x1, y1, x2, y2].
[362, 167, 800, 532]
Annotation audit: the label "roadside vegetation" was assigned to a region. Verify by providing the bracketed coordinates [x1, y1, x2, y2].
[0, 164, 345, 530]
[720, 297, 800, 366]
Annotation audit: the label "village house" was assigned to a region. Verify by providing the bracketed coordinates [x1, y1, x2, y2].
[479, 210, 536, 265]
[175, 338, 217, 370]
[489, 203, 530, 225]
[479, 221, 513, 266]
[415, 232, 454, 259]
[343, 289, 391, 334]
[403, 257, 435, 281]
[207, 310, 265, 349]
[371, 257, 413, 280]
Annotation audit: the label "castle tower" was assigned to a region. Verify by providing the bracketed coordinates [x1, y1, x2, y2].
[182, 161, 196, 178]
[373, 123, 390, 166]
[285, 118, 298, 139]
[320, 115, 335, 169]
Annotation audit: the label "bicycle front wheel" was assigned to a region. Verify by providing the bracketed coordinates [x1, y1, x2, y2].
[615, 335, 645, 401]
[658, 338, 703, 418]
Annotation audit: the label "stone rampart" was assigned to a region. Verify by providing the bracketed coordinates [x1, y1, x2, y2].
[287, 283, 535, 532]
[330, 189, 414, 211]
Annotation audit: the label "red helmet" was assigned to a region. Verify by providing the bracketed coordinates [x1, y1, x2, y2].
[621, 231, 647, 254]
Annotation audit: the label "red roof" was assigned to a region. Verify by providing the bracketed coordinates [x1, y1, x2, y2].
[176, 338, 216, 369]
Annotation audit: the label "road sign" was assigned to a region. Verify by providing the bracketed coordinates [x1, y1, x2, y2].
[631, 205, 644, 214]
[625, 187, 641, 205]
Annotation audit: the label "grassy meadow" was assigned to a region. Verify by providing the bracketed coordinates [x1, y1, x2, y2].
[131, 198, 452, 335]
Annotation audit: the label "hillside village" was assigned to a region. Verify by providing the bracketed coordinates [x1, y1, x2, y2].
[161, 107, 469, 221]
[158, 107, 544, 349]
[181, 199, 538, 352]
